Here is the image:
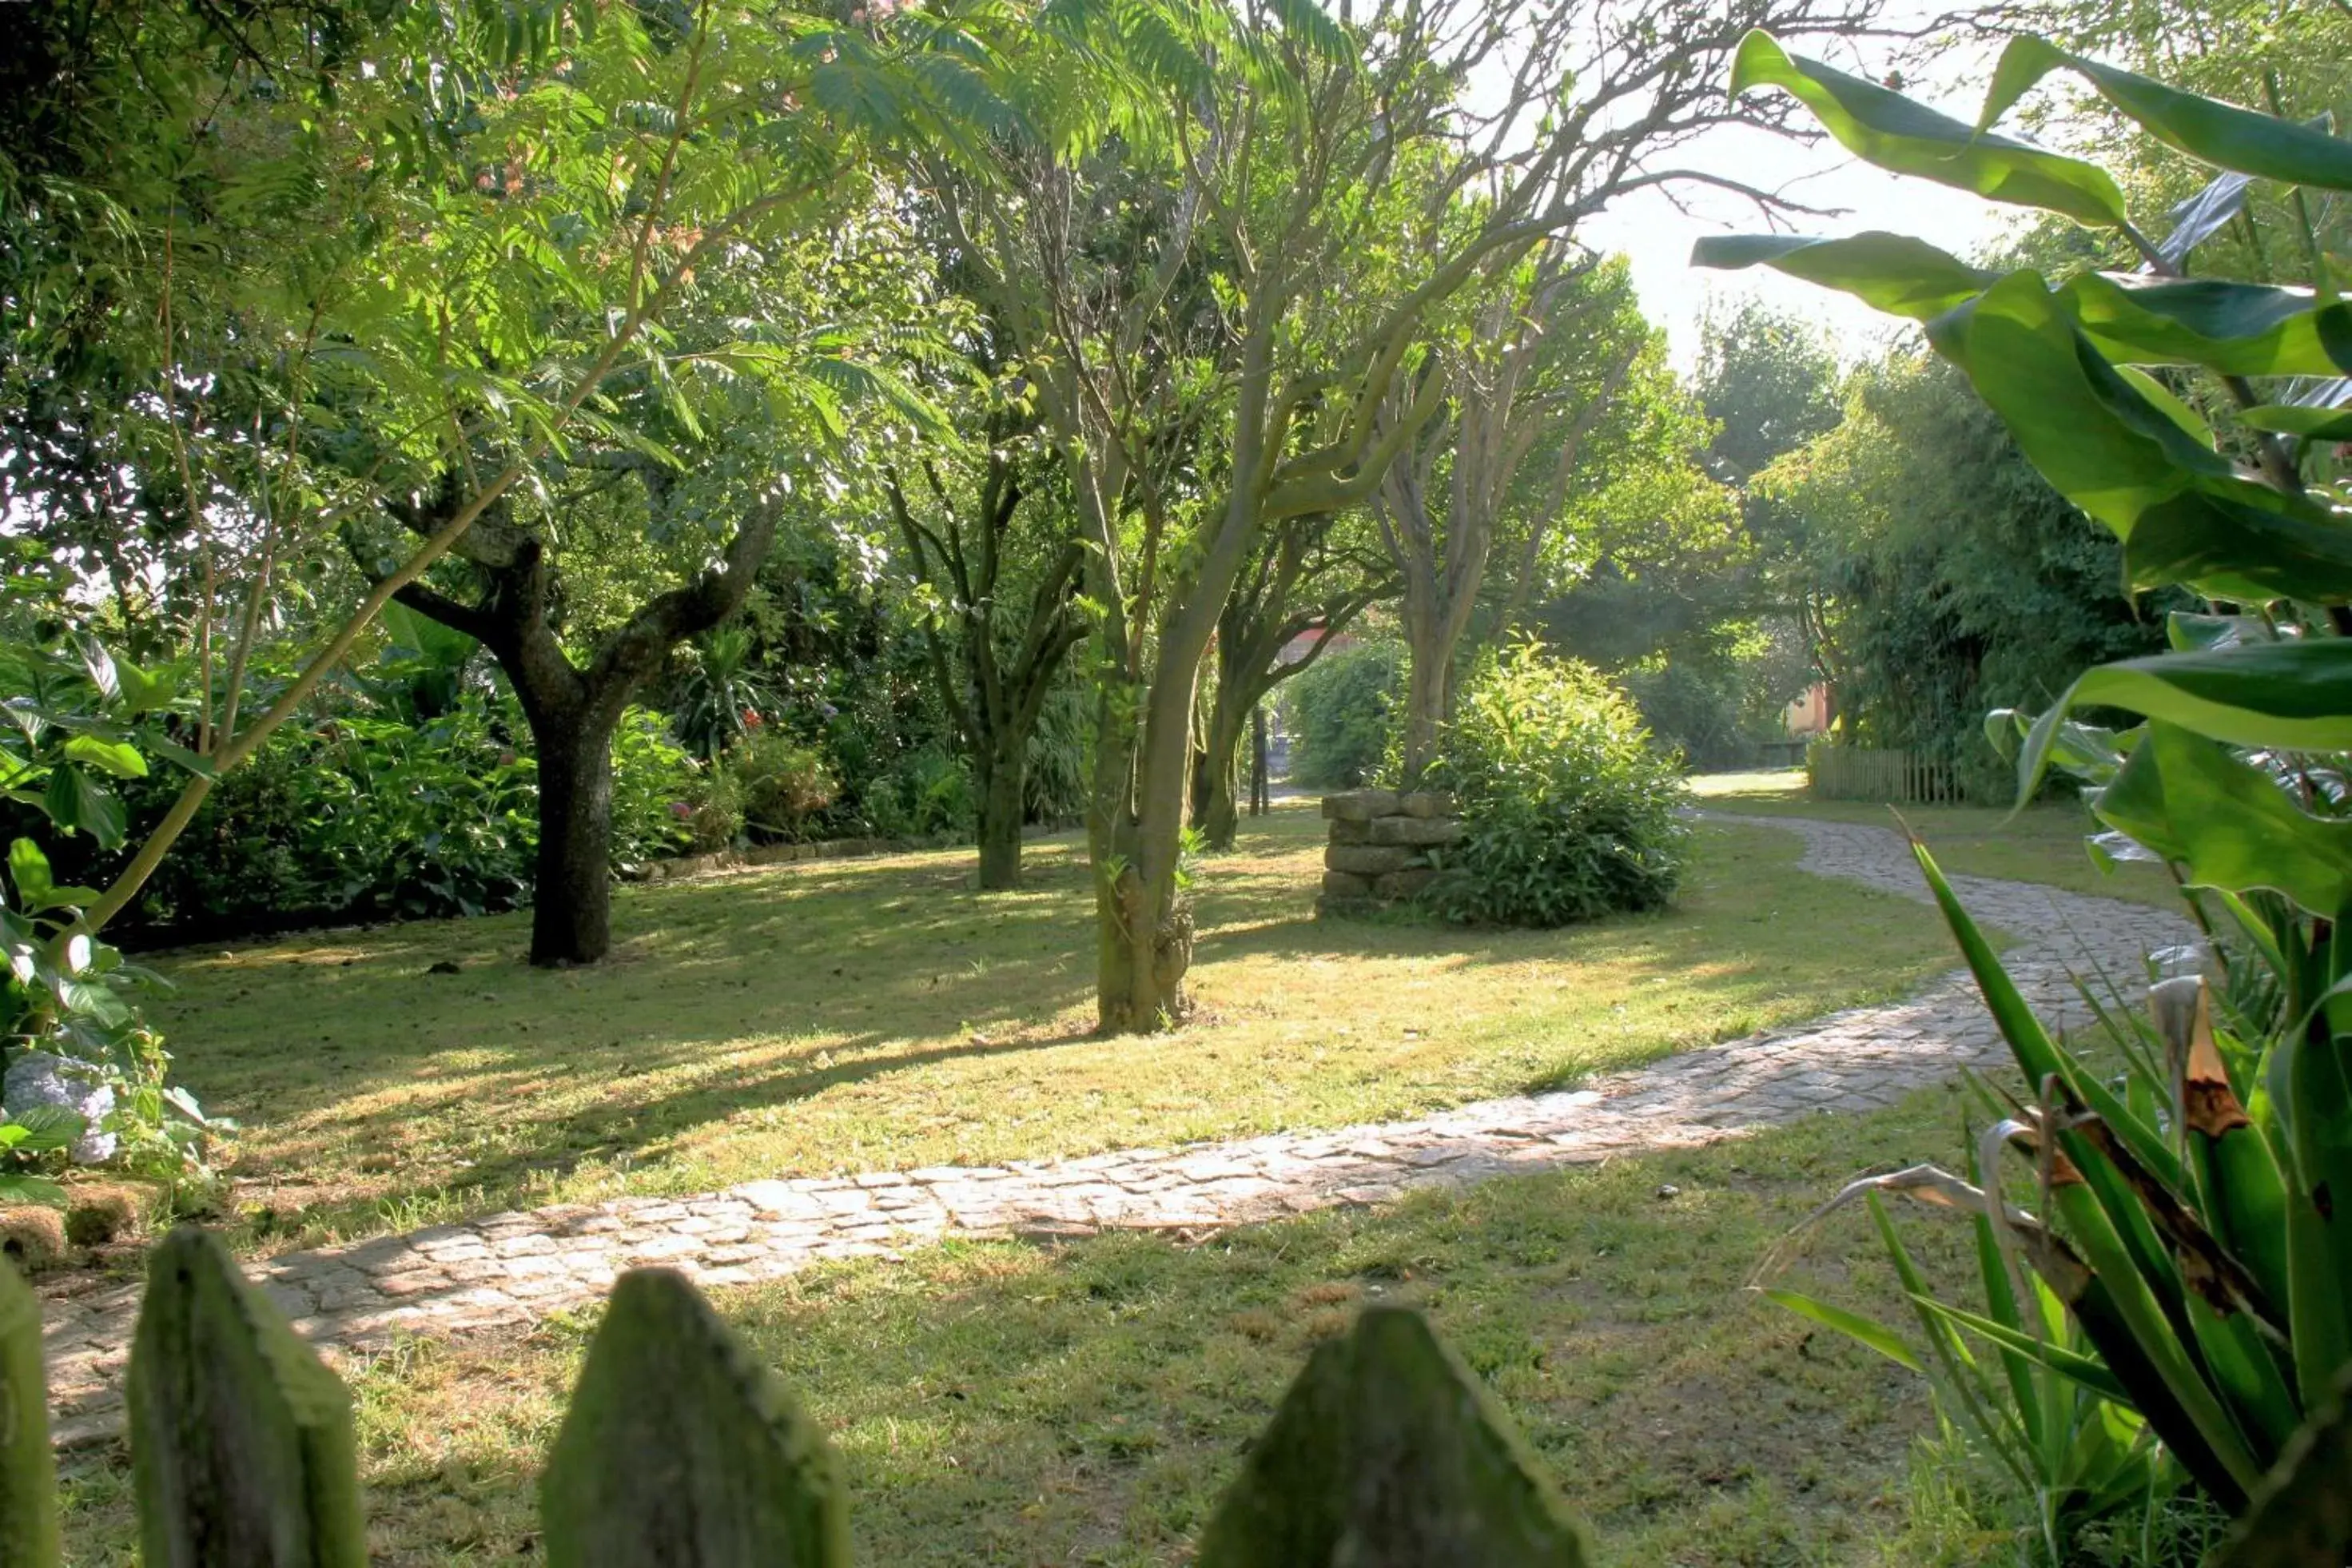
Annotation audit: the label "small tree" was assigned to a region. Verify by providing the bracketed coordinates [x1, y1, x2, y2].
[1373, 253, 1654, 784]
[931, 0, 1896, 1030]
[1189, 514, 1392, 849]
[884, 340, 1089, 889]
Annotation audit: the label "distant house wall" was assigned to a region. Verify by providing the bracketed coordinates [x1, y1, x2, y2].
[1782, 683, 1833, 738]
[1275, 627, 1357, 668]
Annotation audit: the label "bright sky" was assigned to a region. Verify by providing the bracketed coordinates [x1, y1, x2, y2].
[1582, 21, 2015, 368]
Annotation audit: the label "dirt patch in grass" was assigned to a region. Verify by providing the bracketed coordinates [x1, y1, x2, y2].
[149, 807, 1969, 1252]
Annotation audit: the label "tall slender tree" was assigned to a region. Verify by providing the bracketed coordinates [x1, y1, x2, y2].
[1188, 515, 1391, 850]
[1372, 253, 1654, 784]
[885, 413, 1089, 890]
[926, 0, 1902, 1029]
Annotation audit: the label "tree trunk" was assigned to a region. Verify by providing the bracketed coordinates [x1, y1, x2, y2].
[975, 742, 1026, 890]
[1249, 706, 1268, 816]
[531, 711, 619, 967]
[1194, 706, 1244, 852]
[1092, 678, 1196, 1034]
[1399, 633, 1448, 788]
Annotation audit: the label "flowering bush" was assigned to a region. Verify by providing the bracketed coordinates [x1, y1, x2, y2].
[729, 731, 839, 840]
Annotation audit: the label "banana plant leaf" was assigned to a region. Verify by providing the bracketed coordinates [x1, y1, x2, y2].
[1688, 232, 1994, 319]
[1728, 31, 2128, 226]
[1981, 37, 2352, 193]
[2027, 640, 2352, 763]
[2063, 274, 2352, 377]
[2239, 404, 2352, 441]
[2089, 722, 2352, 917]
[1927, 275, 2352, 602]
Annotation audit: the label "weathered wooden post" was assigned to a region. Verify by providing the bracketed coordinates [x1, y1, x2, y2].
[126, 1227, 368, 1568]
[1196, 1306, 1591, 1567]
[541, 1268, 853, 1567]
[1, 1260, 62, 1568]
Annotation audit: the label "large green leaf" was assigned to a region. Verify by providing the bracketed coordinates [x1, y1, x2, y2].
[0, 1104, 87, 1155]
[2241, 404, 2352, 441]
[1760, 1287, 1923, 1372]
[2033, 640, 2352, 756]
[40, 765, 127, 849]
[1927, 274, 2352, 600]
[5, 838, 100, 913]
[1728, 31, 2127, 227]
[1688, 233, 1993, 320]
[2090, 722, 2352, 915]
[60, 734, 148, 780]
[1981, 37, 2352, 193]
[2063, 274, 2352, 376]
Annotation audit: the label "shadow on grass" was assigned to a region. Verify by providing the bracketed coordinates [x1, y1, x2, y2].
[161, 810, 1957, 1244]
[70, 1093, 1984, 1568]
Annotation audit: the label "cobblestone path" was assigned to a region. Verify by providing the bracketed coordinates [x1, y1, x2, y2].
[37, 813, 2194, 1447]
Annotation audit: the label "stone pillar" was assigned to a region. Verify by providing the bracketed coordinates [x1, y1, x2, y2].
[1315, 790, 1463, 916]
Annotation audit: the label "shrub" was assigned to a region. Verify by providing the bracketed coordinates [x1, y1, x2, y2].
[609, 708, 701, 868]
[1427, 645, 1688, 926]
[857, 744, 972, 840]
[123, 696, 702, 931]
[730, 730, 839, 841]
[1283, 640, 1403, 789]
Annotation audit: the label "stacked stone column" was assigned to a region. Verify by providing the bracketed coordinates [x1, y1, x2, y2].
[1317, 790, 1463, 914]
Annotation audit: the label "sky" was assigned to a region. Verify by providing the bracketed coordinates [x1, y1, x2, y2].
[1581, 22, 2016, 369]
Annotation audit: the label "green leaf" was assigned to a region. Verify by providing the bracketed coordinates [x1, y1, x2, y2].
[2, 1105, 87, 1156]
[2063, 274, 2352, 376]
[0, 1173, 66, 1206]
[2036, 640, 2352, 755]
[113, 659, 177, 716]
[2115, 365, 2215, 449]
[1927, 274, 2352, 601]
[2091, 722, 2352, 915]
[1688, 233, 1994, 320]
[6, 839, 55, 907]
[62, 734, 148, 780]
[41, 766, 127, 849]
[2212, 1365, 2352, 1567]
[75, 637, 119, 702]
[1980, 36, 2352, 193]
[2240, 404, 2352, 440]
[1761, 1287, 1923, 1371]
[1909, 1295, 2136, 1407]
[1728, 31, 2127, 227]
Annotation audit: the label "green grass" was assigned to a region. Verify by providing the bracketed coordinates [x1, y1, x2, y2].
[153, 806, 1969, 1253]
[1688, 768, 2181, 910]
[59, 1087, 2038, 1567]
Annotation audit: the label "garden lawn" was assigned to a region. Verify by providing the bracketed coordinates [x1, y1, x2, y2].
[58, 1087, 2023, 1567]
[152, 806, 1968, 1253]
[1689, 768, 2180, 909]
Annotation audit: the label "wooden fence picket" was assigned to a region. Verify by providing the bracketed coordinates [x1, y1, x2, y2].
[1194, 1306, 1592, 1567]
[1805, 744, 1960, 805]
[540, 1267, 854, 1568]
[1, 1260, 62, 1568]
[125, 1228, 368, 1568]
[14, 1239, 1602, 1563]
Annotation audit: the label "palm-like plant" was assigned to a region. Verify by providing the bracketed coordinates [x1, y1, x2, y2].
[671, 625, 775, 762]
[1701, 30, 2352, 1557]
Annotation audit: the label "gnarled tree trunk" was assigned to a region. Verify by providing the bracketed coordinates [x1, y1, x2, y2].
[385, 487, 779, 967]
[528, 706, 621, 965]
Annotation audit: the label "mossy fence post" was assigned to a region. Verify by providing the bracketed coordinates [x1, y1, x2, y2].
[0, 1228, 1592, 1566]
